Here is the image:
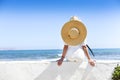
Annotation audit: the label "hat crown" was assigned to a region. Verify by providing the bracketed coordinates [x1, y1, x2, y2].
[68, 28, 79, 39]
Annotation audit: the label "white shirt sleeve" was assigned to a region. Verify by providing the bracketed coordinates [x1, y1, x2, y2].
[81, 40, 87, 46]
[64, 42, 68, 45]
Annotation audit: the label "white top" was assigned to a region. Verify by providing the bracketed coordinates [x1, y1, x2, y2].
[64, 41, 87, 62]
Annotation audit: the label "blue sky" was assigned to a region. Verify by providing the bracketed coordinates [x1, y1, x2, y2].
[0, 0, 120, 49]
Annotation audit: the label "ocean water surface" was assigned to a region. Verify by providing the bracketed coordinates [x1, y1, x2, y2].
[0, 48, 120, 61]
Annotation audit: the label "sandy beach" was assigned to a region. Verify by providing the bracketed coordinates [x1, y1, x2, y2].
[0, 60, 119, 80]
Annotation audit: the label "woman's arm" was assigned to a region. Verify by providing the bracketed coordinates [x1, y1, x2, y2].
[82, 45, 95, 66]
[57, 45, 68, 66]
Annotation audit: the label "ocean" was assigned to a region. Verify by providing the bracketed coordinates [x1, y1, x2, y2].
[0, 48, 120, 61]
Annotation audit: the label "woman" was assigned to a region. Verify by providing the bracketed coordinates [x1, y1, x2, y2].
[57, 16, 95, 67]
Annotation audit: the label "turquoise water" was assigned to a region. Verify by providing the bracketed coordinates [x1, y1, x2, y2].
[0, 48, 120, 61]
[92, 48, 120, 60]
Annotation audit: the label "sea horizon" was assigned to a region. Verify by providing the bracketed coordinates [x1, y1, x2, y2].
[0, 47, 120, 50]
[0, 48, 120, 61]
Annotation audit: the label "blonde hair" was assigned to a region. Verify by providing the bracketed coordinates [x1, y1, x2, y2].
[70, 16, 80, 21]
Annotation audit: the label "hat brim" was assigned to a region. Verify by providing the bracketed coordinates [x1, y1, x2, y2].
[61, 20, 87, 46]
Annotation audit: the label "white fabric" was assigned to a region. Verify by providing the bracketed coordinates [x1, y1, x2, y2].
[64, 40, 87, 62]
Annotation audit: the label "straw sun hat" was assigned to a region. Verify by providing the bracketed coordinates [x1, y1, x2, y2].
[61, 16, 87, 46]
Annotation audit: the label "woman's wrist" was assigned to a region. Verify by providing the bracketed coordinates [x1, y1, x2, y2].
[61, 56, 65, 60]
[88, 58, 92, 61]
[88, 59, 94, 62]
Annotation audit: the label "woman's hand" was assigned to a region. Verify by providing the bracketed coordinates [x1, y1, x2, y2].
[57, 58, 64, 66]
[88, 59, 96, 67]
